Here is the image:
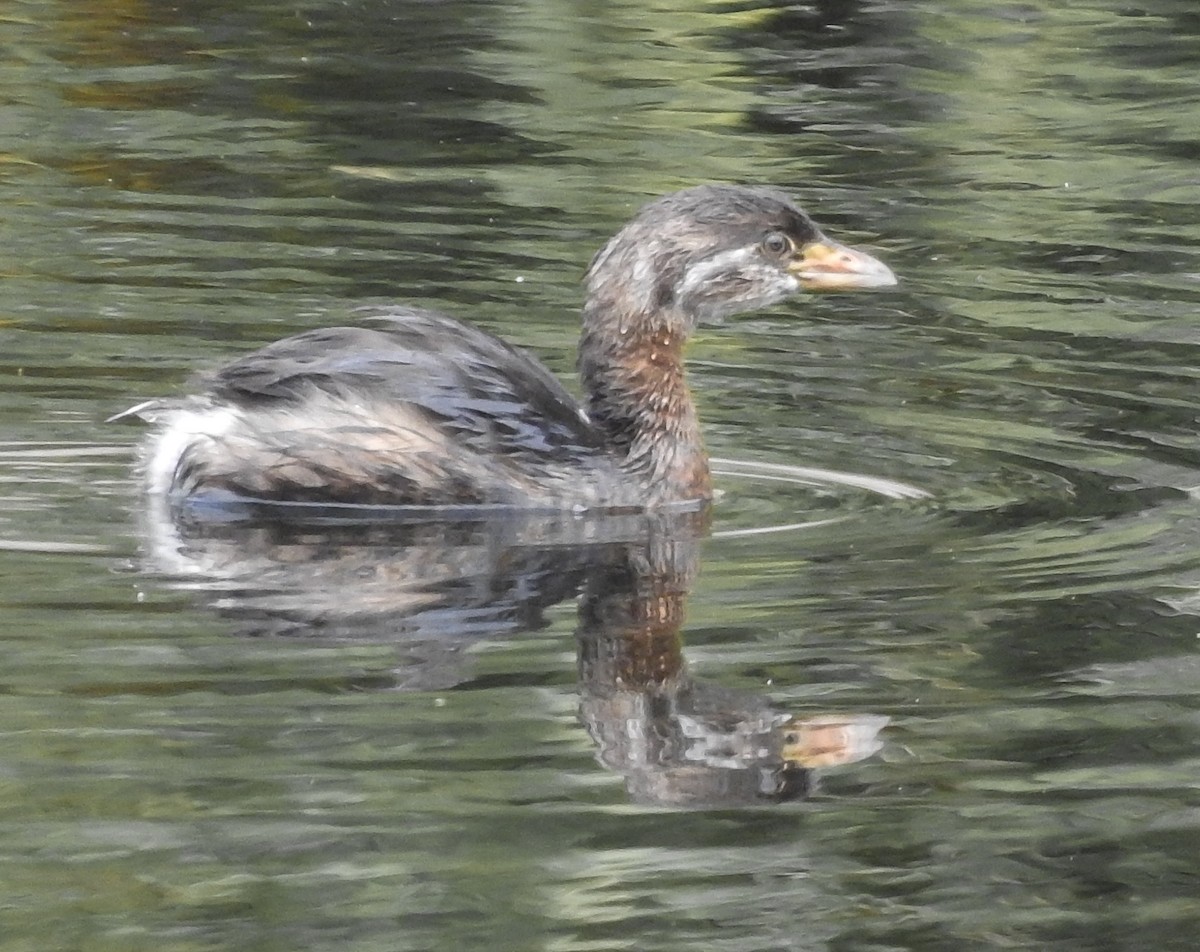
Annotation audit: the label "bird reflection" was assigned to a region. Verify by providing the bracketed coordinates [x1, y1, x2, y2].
[141, 498, 885, 806]
[575, 518, 885, 806]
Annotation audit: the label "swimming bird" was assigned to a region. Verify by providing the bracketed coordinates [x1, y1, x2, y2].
[115, 184, 895, 510]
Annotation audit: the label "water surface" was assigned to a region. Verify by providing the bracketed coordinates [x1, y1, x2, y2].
[3, 0, 1200, 949]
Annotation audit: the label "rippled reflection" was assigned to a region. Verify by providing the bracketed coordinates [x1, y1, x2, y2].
[137, 496, 886, 807]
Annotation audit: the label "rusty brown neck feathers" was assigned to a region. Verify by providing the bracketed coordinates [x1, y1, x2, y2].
[578, 304, 711, 504]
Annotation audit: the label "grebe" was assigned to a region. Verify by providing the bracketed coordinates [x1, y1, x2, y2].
[115, 184, 895, 509]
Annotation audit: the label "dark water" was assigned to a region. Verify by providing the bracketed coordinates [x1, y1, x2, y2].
[4, 0, 1200, 948]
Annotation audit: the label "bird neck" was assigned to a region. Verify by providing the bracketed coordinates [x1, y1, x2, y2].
[578, 306, 712, 502]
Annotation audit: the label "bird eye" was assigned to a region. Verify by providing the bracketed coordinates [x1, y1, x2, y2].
[762, 232, 792, 257]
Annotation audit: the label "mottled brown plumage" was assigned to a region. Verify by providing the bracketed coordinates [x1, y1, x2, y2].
[115, 184, 894, 510]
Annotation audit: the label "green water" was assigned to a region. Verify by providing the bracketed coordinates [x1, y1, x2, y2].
[3, 0, 1200, 949]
